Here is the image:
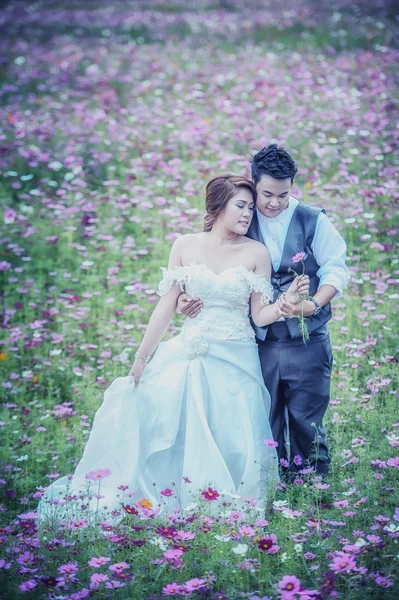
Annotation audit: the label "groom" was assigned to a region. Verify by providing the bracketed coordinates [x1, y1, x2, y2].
[179, 144, 350, 477]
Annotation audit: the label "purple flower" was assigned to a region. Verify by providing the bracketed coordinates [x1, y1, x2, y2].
[19, 580, 37, 592]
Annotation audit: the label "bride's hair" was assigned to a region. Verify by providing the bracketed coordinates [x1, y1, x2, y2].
[203, 174, 256, 232]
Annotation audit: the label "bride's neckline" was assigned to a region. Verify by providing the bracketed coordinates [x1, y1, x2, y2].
[182, 262, 255, 277]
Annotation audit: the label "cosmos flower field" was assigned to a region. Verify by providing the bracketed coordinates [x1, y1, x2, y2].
[0, 1, 398, 598]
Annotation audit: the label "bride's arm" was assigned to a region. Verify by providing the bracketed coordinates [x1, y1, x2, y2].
[250, 245, 282, 328]
[128, 238, 184, 384]
[250, 245, 309, 328]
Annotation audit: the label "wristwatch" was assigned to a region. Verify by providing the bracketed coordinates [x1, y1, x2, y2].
[309, 299, 322, 315]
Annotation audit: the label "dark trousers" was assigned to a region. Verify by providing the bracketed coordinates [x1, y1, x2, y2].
[258, 322, 332, 475]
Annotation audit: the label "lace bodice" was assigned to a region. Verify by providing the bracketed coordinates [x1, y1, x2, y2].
[157, 262, 273, 358]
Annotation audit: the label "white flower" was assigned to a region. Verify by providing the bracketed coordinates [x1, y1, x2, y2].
[49, 349, 62, 357]
[294, 543, 303, 553]
[183, 502, 198, 512]
[281, 510, 295, 519]
[149, 536, 168, 551]
[384, 524, 399, 534]
[232, 543, 248, 555]
[273, 500, 288, 509]
[214, 534, 231, 543]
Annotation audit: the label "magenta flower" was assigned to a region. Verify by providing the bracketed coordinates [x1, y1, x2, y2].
[0, 261, 12, 271]
[292, 251, 306, 263]
[328, 552, 356, 572]
[90, 573, 109, 590]
[4, 208, 17, 224]
[58, 562, 79, 574]
[160, 488, 174, 497]
[258, 534, 279, 553]
[86, 468, 112, 480]
[375, 575, 393, 588]
[264, 439, 278, 447]
[19, 580, 37, 592]
[162, 582, 180, 595]
[163, 548, 183, 562]
[69, 519, 88, 530]
[239, 525, 256, 537]
[109, 562, 130, 572]
[183, 578, 207, 592]
[201, 487, 219, 501]
[277, 575, 301, 594]
[17, 551, 34, 565]
[88, 557, 111, 567]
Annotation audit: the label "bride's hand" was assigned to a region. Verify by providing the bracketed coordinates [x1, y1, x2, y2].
[128, 359, 146, 386]
[285, 275, 310, 304]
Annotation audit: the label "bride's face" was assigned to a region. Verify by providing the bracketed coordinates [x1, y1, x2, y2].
[219, 188, 255, 235]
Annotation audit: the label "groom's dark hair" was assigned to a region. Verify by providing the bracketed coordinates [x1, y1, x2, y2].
[251, 144, 298, 186]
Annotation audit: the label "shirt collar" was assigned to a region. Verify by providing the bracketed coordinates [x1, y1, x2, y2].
[256, 196, 298, 226]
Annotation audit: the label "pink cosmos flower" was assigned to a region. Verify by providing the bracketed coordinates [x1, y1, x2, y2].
[4, 208, 17, 224]
[17, 551, 34, 565]
[90, 573, 109, 590]
[183, 578, 207, 592]
[88, 557, 111, 567]
[176, 530, 195, 540]
[19, 580, 38, 592]
[160, 488, 174, 497]
[264, 439, 278, 447]
[58, 562, 79, 574]
[239, 525, 256, 537]
[109, 562, 130, 572]
[328, 552, 356, 572]
[292, 251, 306, 263]
[375, 575, 393, 588]
[201, 487, 219, 501]
[163, 548, 183, 561]
[69, 519, 88, 530]
[163, 582, 180, 595]
[278, 575, 301, 594]
[0, 261, 12, 271]
[86, 469, 112, 480]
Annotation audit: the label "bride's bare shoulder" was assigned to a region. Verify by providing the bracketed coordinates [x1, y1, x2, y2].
[172, 233, 203, 250]
[242, 238, 270, 258]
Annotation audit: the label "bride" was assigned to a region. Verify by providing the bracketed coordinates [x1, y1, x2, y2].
[39, 174, 309, 518]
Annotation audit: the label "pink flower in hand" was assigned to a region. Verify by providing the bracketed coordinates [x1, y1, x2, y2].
[292, 251, 306, 263]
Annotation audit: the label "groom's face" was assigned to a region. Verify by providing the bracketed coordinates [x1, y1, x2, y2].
[255, 175, 292, 219]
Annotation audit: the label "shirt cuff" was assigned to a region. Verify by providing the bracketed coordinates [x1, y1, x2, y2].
[317, 276, 346, 300]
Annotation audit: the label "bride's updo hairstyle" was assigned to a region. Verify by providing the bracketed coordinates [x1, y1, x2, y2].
[203, 174, 256, 232]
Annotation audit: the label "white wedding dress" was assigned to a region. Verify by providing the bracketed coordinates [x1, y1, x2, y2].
[39, 263, 279, 518]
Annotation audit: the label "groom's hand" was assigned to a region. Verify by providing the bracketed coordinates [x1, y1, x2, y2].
[278, 295, 315, 318]
[177, 293, 203, 318]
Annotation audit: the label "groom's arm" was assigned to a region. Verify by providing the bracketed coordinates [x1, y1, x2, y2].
[312, 212, 351, 301]
[280, 212, 350, 317]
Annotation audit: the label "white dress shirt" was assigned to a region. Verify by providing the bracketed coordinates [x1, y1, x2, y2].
[256, 197, 350, 300]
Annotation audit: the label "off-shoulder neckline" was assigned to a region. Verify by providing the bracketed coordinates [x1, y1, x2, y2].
[164, 262, 268, 278]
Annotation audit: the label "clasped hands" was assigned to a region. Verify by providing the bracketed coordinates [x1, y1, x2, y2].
[277, 274, 313, 318]
[178, 274, 312, 319]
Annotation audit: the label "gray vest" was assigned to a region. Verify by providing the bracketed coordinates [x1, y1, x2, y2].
[247, 201, 332, 341]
